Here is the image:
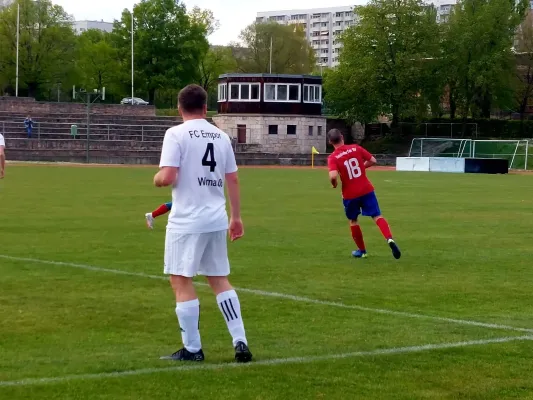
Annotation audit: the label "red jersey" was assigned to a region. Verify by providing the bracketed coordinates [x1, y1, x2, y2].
[327, 144, 374, 199]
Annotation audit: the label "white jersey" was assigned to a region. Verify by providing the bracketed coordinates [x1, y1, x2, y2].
[159, 119, 237, 233]
[0, 133, 5, 147]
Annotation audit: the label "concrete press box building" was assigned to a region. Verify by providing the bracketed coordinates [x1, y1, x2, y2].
[213, 73, 327, 154]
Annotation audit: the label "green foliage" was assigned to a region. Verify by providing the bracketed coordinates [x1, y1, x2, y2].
[75, 30, 121, 100]
[198, 46, 237, 92]
[441, 0, 529, 118]
[0, 0, 77, 98]
[234, 22, 315, 74]
[513, 12, 533, 118]
[188, 6, 219, 36]
[325, 0, 440, 127]
[110, 0, 209, 104]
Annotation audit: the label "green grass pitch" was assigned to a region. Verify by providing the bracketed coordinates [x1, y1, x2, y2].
[1, 165, 533, 399]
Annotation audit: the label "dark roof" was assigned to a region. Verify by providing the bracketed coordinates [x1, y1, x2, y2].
[218, 73, 322, 80]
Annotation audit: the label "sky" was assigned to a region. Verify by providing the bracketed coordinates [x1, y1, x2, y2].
[51, 0, 364, 45]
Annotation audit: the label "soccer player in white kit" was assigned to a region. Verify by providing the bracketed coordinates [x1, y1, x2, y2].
[153, 84, 252, 363]
[0, 133, 5, 179]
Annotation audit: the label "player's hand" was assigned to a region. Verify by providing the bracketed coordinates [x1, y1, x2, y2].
[330, 178, 337, 188]
[229, 218, 244, 242]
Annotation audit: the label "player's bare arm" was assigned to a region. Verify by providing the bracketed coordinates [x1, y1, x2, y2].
[226, 171, 244, 241]
[154, 166, 178, 187]
[364, 156, 377, 169]
[329, 170, 338, 188]
[0, 145, 5, 179]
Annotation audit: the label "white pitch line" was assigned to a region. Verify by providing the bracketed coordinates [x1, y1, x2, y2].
[2, 255, 532, 334]
[1, 335, 532, 387]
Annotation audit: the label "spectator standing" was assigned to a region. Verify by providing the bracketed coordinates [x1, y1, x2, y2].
[24, 116, 34, 138]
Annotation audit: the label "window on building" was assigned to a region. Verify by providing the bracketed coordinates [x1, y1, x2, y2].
[335, 12, 343, 17]
[321, 40, 329, 45]
[345, 11, 352, 17]
[217, 83, 227, 102]
[312, 13, 320, 19]
[321, 57, 329, 63]
[287, 125, 297, 135]
[228, 83, 260, 101]
[308, 126, 313, 136]
[313, 40, 320, 45]
[321, 13, 329, 18]
[277, 85, 288, 101]
[288, 85, 299, 101]
[322, 49, 329, 54]
[335, 21, 342, 26]
[321, 22, 328, 27]
[269, 125, 278, 135]
[264, 83, 301, 102]
[317, 126, 323, 136]
[303, 84, 322, 104]
[312, 31, 320, 37]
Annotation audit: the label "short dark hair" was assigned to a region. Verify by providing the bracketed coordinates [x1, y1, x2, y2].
[178, 84, 207, 114]
[327, 128, 344, 145]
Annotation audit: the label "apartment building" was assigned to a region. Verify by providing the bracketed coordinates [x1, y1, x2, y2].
[256, 6, 357, 68]
[72, 20, 114, 35]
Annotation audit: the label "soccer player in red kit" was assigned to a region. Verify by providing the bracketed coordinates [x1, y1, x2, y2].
[327, 129, 401, 259]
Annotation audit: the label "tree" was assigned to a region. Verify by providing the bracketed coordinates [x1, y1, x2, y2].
[323, 66, 381, 126]
[198, 46, 237, 92]
[442, 0, 529, 119]
[0, 0, 77, 98]
[234, 22, 315, 74]
[75, 30, 121, 96]
[513, 11, 533, 120]
[111, 0, 209, 104]
[325, 1, 440, 128]
[188, 6, 219, 36]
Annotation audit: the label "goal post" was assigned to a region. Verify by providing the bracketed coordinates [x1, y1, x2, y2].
[471, 140, 530, 170]
[409, 138, 473, 158]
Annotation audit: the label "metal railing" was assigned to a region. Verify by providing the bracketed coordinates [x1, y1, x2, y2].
[1, 120, 171, 142]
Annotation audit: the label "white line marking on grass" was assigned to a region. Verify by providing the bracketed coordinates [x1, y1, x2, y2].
[2, 255, 533, 334]
[1, 335, 532, 387]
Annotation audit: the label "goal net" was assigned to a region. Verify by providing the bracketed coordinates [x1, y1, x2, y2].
[472, 140, 530, 170]
[409, 138, 532, 170]
[409, 138, 473, 158]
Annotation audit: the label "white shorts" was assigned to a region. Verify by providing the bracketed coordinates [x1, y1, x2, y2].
[164, 229, 230, 277]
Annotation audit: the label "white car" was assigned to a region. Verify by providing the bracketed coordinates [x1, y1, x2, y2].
[121, 97, 149, 105]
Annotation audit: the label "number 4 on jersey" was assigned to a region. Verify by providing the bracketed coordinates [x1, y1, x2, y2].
[202, 143, 217, 172]
[344, 158, 362, 179]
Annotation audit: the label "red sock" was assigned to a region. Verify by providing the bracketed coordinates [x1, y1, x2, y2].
[350, 225, 366, 251]
[376, 217, 393, 240]
[152, 204, 171, 218]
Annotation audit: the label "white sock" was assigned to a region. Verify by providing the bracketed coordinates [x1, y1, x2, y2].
[217, 290, 247, 346]
[175, 299, 201, 353]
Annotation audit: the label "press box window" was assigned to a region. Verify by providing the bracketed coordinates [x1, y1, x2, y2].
[229, 83, 260, 101]
[264, 84, 301, 102]
[268, 125, 278, 135]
